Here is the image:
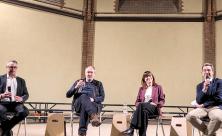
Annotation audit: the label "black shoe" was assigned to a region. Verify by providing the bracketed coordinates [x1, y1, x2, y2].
[2, 130, 13, 136]
[122, 128, 134, 136]
[0, 127, 3, 136]
[78, 132, 86, 136]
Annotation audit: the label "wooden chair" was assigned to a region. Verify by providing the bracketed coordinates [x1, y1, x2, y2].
[45, 113, 66, 136]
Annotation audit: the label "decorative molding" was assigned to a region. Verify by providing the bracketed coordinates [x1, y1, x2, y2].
[34, 0, 65, 8]
[0, 0, 83, 19]
[114, 0, 184, 14]
[95, 16, 204, 22]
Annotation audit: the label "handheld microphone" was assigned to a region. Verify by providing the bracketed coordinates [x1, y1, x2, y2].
[205, 74, 211, 83]
[204, 74, 211, 92]
[7, 86, 11, 92]
[206, 75, 210, 80]
[78, 81, 85, 93]
[7, 86, 12, 101]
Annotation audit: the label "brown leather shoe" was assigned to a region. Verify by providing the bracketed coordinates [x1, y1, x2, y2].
[90, 113, 101, 127]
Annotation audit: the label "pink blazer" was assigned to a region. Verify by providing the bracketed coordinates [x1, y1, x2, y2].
[135, 84, 165, 115]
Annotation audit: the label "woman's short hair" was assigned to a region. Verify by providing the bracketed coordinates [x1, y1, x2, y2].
[141, 71, 156, 87]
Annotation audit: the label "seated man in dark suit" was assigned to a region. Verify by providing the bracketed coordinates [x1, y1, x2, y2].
[66, 66, 105, 136]
[0, 60, 29, 136]
[186, 63, 222, 136]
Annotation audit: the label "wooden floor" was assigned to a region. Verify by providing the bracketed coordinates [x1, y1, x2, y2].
[12, 123, 222, 136]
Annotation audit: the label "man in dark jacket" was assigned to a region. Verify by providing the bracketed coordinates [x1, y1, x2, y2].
[186, 63, 222, 136]
[0, 60, 29, 136]
[66, 66, 105, 136]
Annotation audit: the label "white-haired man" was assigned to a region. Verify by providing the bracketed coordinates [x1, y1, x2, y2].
[66, 66, 105, 136]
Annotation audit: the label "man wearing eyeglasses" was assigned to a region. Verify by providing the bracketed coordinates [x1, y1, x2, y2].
[0, 60, 29, 136]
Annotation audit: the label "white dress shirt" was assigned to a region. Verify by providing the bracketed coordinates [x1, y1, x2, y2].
[4, 75, 17, 102]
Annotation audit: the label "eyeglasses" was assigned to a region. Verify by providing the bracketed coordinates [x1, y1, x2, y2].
[8, 66, 17, 69]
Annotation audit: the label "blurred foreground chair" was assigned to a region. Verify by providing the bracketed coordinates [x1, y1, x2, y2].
[170, 116, 192, 136]
[110, 113, 131, 136]
[45, 113, 66, 136]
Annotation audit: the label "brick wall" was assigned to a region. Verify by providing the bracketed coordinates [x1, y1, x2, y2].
[203, 0, 216, 72]
[81, 0, 96, 77]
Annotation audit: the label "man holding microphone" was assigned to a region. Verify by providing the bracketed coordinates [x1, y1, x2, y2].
[186, 63, 222, 136]
[66, 66, 105, 136]
[0, 60, 29, 136]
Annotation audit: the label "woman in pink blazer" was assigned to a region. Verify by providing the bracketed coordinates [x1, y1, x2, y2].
[122, 71, 165, 136]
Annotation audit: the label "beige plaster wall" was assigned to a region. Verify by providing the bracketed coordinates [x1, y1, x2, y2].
[95, 22, 203, 106]
[216, 20, 222, 78]
[216, 0, 222, 10]
[0, 2, 206, 106]
[181, 0, 202, 12]
[64, 0, 83, 10]
[0, 3, 82, 103]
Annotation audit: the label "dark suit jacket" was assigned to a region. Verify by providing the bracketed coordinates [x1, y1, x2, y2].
[0, 74, 29, 102]
[135, 84, 165, 115]
[66, 78, 105, 112]
[196, 78, 222, 108]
